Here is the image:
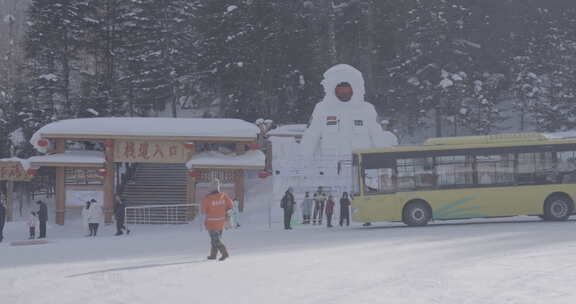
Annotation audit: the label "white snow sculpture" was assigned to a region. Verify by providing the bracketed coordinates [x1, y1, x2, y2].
[272, 64, 397, 200]
[300, 64, 397, 157]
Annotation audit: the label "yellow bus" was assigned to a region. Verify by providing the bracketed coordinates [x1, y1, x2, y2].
[351, 132, 576, 226]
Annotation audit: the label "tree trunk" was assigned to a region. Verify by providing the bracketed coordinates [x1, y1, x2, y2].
[324, 0, 337, 65]
[62, 37, 71, 116]
[519, 98, 525, 131]
[435, 107, 442, 137]
[171, 84, 178, 118]
[360, 0, 376, 100]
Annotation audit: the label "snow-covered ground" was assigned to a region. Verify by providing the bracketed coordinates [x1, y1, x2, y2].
[2, 177, 576, 304]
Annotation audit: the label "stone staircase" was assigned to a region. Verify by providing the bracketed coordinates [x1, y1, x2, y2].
[120, 163, 188, 206]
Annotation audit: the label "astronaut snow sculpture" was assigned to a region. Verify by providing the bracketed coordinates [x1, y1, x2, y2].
[270, 64, 397, 200]
[300, 64, 398, 158]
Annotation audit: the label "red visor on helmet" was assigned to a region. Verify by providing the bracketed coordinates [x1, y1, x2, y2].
[335, 84, 353, 101]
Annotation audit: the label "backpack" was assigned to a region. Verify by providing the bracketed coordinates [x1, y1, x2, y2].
[280, 196, 287, 208]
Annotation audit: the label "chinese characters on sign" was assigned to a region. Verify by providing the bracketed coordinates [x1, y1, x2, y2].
[114, 140, 188, 163]
[0, 162, 33, 181]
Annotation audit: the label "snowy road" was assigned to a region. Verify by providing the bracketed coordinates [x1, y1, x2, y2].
[2, 217, 576, 304]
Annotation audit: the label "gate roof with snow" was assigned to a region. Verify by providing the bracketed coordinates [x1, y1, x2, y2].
[31, 118, 259, 151]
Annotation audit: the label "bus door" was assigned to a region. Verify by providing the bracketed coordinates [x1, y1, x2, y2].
[355, 156, 401, 222]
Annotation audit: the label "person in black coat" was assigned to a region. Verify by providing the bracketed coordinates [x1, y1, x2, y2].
[339, 192, 351, 226]
[0, 202, 6, 242]
[36, 200, 48, 238]
[114, 194, 130, 236]
[280, 188, 296, 230]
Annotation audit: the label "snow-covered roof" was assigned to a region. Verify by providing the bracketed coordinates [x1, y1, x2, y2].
[543, 131, 576, 140]
[29, 151, 105, 167]
[186, 150, 265, 169]
[267, 124, 308, 137]
[31, 117, 260, 152]
[0, 157, 31, 170]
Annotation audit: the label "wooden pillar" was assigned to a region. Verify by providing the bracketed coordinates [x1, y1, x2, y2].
[103, 143, 115, 223]
[55, 139, 66, 225]
[235, 143, 246, 211]
[187, 174, 197, 219]
[6, 181, 13, 222]
[186, 142, 197, 218]
[234, 170, 245, 212]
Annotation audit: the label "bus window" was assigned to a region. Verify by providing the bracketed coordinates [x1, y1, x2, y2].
[397, 157, 435, 190]
[557, 151, 576, 183]
[476, 154, 514, 185]
[436, 155, 474, 187]
[362, 155, 396, 194]
[364, 168, 395, 194]
[517, 151, 557, 184]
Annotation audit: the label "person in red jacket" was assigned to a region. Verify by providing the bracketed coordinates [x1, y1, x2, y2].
[201, 178, 234, 261]
[325, 195, 335, 228]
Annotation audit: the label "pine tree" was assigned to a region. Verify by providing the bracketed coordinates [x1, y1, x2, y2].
[24, 0, 87, 119]
[75, 0, 133, 118]
[529, 6, 576, 131]
[121, 0, 196, 117]
[193, 0, 320, 123]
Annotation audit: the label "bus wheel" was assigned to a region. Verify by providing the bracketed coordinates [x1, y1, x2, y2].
[403, 201, 431, 226]
[543, 194, 573, 221]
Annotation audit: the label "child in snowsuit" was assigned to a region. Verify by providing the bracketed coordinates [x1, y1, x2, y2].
[225, 199, 240, 229]
[27, 212, 38, 239]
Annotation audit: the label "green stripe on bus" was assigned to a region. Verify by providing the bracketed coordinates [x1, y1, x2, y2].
[433, 197, 474, 217]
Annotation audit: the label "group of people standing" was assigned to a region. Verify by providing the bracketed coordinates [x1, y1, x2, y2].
[0, 194, 130, 242]
[281, 186, 351, 230]
[81, 195, 129, 237]
[26, 201, 48, 240]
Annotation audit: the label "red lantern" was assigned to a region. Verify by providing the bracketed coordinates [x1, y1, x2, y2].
[187, 169, 200, 178]
[258, 171, 269, 179]
[37, 139, 49, 147]
[249, 143, 260, 150]
[103, 140, 114, 148]
[97, 168, 107, 177]
[184, 142, 195, 149]
[26, 168, 38, 175]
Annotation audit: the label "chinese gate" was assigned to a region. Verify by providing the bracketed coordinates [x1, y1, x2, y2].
[21, 117, 264, 225]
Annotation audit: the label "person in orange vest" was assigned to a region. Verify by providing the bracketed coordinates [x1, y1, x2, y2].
[201, 178, 234, 261]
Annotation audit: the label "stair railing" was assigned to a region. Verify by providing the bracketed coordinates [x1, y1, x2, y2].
[117, 163, 138, 195]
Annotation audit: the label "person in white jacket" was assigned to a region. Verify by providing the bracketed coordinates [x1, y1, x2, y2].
[87, 199, 104, 237]
[81, 201, 91, 237]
